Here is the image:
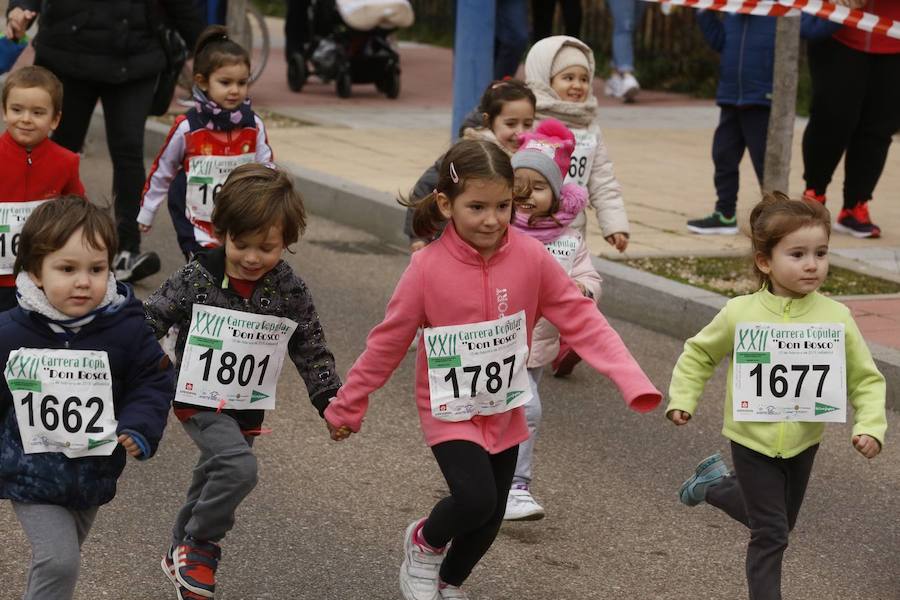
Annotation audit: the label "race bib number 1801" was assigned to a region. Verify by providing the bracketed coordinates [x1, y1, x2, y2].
[175, 305, 298, 410]
[732, 322, 846, 422]
[6, 348, 118, 458]
[425, 311, 532, 422]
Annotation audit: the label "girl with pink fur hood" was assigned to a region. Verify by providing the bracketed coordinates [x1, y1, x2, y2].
[504, 118, 603, 521]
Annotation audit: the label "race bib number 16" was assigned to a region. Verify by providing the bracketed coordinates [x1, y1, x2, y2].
[732, 322, 846, 422]
[6, 348, 118, 458]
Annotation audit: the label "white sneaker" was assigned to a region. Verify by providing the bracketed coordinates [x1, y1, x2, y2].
[504, 486, 545, 521]
[620, 72, 640, 103]
[438, 583, 469, 599]
[604, 72, 623, 98]
[400, 519, 443, 600]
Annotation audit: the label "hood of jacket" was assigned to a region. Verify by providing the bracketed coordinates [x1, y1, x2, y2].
[524, 36, 599, 129]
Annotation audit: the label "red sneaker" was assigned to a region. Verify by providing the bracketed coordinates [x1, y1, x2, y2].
[835, 201, 881, 239]
[175, 538, 220, 598]
[803, 188, 827, 205]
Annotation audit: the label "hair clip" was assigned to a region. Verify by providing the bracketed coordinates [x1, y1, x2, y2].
[449, 162, 459, 184]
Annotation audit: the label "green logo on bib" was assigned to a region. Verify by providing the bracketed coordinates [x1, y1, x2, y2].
[505, 390, 524, 404]
[0, 225, 10, 233]
[814, 402, 839, 416]
[88, 439, 114, 450]
[250, 390, 269, 403]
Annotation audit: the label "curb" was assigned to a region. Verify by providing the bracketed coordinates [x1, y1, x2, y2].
[141, 118, 900, 412]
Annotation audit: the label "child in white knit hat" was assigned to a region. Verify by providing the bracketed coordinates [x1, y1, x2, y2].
[524, 35, 630, 376]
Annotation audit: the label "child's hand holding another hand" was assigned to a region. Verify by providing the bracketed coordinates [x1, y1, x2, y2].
[667, 409, 691, 426]
[117, 434, 143, 458]
[605, 233, 628, 253]
[327, 421, 351, 442]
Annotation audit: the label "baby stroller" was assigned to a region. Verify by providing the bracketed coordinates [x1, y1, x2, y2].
[286, 0, 414, 98]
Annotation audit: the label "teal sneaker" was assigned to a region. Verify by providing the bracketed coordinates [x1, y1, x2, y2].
[686, 212, 738, 235]
[679, 452, 729, 506]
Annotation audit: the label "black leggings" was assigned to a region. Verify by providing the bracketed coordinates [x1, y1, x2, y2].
[421, 441, 518, 587]
[802, 38, 900, 209]
[706, 442, 818, 600]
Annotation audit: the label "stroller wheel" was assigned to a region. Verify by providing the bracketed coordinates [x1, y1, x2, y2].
[336, 69, 353, 98]
[287, 53, 308, 92]
[383, 66, 401, 99]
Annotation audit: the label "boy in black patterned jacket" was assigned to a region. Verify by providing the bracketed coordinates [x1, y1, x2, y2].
[144, 163, 341, 600]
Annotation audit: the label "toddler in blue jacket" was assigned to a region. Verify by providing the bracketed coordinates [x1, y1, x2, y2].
[686, 11, 838, 235]
[0, 196, 174, 600]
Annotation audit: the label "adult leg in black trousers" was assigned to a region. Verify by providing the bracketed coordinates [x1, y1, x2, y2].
[421, 441, 518, 587]
[738, 105, 770, 189]
[712, 105, 746, 219]
[284, 0, 310, 60]
[801, 39, 868, 199]
[560, 0, 582, 37]
[841, 51, 900, 210]
[532, 0, 557, 42]
[706, 442, 818, 600]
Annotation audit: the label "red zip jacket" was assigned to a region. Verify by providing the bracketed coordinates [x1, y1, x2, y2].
[0, 131, 85, 286]
[834, 0, 900, 54]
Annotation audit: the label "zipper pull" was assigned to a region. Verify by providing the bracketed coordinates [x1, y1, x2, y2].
[26, 150, 32, 166]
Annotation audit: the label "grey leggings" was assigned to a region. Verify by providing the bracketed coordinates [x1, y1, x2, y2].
[172, 411, 258, 545]
[12, 501, 98, 600]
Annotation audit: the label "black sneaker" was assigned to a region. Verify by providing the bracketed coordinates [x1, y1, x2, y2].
[114, 250, 161, 283]
[834, 202, 881, 239]
[686, 212, 738, 235]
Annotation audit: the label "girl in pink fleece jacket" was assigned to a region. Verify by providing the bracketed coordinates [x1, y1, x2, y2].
[324, 139, 661, 600]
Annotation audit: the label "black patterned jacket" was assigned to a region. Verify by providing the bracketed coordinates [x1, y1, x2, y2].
[144, 248, 341, 432]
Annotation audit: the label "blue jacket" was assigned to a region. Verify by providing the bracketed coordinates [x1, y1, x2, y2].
[697, 12, 840, 107]
[0, 284, 174, 509]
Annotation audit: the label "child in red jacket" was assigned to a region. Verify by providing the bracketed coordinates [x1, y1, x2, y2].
[0, 65, 85, 311]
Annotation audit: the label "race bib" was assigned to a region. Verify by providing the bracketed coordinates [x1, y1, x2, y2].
[175, 305, 298, 410]
[6, 349, 118, 458]
[425, 311, 532, 422]
[186, 154, 255, 221]
[545, 234, 580, 273]
[563, 129, 597, 188]
[732, 323, 846, 422]
[0, 200, 49, 275]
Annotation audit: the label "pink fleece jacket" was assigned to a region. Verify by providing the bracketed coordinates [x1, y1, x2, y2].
[324, 223, 662, 453]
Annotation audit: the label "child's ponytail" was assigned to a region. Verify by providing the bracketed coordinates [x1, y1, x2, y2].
[399, 140, 517, 239]
[192, 25, 251, 80]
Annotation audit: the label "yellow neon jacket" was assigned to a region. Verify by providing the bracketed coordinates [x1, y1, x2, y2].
[667, 287, 887, 458]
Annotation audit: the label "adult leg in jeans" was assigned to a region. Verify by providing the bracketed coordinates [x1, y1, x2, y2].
[608, 0, 646, 72]
[422, 441, 518, 586]
[13, 502, 98, 600]
[739, 105, 770, 190]
[801, 39, 868, 197]
[100, 76, 156, 255]
[495, 0, 529, 79]
[841, 51, 900, 210]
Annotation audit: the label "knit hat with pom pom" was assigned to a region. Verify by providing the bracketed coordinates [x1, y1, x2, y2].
[511, 118, 575, 200]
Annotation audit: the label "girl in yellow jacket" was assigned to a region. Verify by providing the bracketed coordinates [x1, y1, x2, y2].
[666, 192, 886, 600]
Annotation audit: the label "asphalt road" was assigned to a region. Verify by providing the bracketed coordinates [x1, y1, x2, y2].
[1, 133, 898, 600]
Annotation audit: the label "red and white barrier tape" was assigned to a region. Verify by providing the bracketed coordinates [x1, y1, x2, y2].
[649, 0, 900, 40]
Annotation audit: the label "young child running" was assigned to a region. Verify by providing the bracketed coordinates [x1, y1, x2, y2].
[139, 25, 273, 261]
[144, 163, 341, 600]
[325, 139, 661, 600]
[404, 79, 535, 251]
[523, 35, 630, 377]
[503, 118, 602, 521]
[0, 66, 85, 311]
[0, 196, 172, 600]
[667, 192, 886, 600]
